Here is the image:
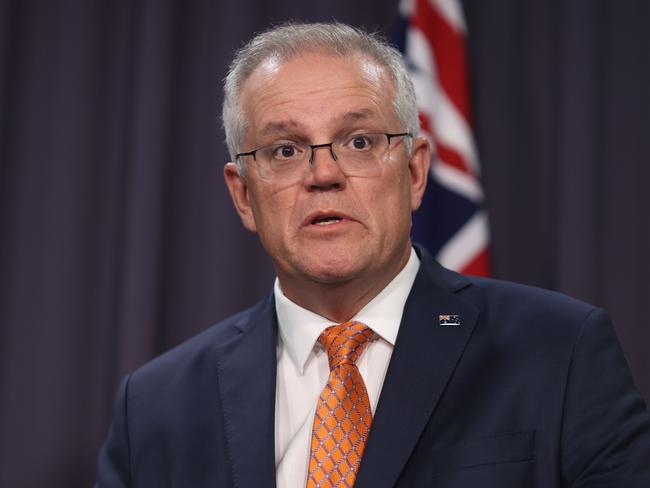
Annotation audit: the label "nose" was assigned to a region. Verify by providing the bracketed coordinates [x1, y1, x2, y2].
[309, 143, 337, 164]
[304, 143, 346, 191]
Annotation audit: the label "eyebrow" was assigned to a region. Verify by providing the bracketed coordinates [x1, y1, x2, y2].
[257, 109, 382, 141]
[259, 121, 300, 138]
[339, 109, 376, 124]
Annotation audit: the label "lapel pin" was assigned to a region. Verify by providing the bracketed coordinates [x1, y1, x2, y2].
[439, 314, 461, 327]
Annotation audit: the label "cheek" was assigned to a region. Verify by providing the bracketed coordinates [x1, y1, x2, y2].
[384, 170, 412, 208]
[385, 176, 415, 231]
[249, 188, 298, 243]
[350, 171, 411, 224]
[366, 190, 411, 234]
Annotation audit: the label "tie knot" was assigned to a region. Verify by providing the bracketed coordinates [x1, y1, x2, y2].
[319, 321, 374, 369]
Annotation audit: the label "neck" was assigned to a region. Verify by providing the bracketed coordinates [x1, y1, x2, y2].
[278, 246, 412, 323]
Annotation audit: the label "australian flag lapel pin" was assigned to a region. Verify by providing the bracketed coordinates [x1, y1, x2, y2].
[439, 314, 461, 327]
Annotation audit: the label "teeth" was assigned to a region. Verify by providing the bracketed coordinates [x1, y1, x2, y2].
[314, 216, 342, 225]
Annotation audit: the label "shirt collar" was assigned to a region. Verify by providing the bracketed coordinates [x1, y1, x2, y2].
[274, 247, 420, 373]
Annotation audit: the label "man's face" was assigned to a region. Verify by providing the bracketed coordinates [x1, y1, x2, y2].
[224, 52, 429, 307]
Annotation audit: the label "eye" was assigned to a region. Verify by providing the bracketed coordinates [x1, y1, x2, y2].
[345, 133, 379, 152]
[271, 144, 301, 160]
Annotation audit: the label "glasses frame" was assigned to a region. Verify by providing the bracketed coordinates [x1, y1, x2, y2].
[235, 131, 413, 167]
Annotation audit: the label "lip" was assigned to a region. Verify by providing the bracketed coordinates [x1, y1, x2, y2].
[301, 210, 357, 228]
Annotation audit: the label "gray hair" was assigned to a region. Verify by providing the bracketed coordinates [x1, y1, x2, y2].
[222, 22, 420, 166]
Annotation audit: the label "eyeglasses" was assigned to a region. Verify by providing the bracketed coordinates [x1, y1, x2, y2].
[235, 132, 412, 181]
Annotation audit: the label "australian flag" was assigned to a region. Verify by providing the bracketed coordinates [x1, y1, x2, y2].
[395, 0, 490, 276]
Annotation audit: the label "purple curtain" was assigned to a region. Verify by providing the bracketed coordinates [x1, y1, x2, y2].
[1, 0, 648, 486]
[465, 0, 650, 407]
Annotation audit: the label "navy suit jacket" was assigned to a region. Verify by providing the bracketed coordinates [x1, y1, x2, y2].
[97, 247, 650, 487]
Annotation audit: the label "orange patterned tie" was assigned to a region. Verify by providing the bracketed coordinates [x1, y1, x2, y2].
[306, 321, 375, 488]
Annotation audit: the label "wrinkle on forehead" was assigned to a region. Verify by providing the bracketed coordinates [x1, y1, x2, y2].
[243, 51, 390, 103]
[240, 53, 397, 144]
[259, 109, 378, 139]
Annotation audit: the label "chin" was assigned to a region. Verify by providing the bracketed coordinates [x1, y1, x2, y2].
[300, 255, 366, 284]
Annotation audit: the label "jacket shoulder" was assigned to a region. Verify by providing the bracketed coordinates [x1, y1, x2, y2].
[456, 274, 607, 350]
[415, 243, 599, 330]
[129, 293, 274, 387]
[468, 275, 596, 318]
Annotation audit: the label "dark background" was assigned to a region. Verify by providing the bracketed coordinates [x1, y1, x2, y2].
[1, 1, 649, 486]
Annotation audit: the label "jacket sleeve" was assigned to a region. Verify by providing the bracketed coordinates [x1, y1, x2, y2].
[96, 375, 132, 488]
[561, 308, 650, 487]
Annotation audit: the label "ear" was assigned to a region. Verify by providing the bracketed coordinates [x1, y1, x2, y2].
[408, 136, 431, 211]
[223, 162, 258, 233]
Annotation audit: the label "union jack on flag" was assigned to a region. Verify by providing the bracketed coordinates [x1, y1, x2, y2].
[395, 0, 490, 276]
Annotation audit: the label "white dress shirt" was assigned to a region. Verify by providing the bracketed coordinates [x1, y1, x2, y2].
[274, 248, 420, 488]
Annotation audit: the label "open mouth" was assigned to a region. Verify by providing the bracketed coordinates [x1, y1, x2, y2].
[311, 215, 343, 225]
[303, 210, 353, 228]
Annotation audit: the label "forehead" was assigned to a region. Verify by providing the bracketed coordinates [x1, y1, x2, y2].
[239, 52, 398, 141]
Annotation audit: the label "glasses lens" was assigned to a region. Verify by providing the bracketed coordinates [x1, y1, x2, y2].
[257, 143, 308, 180]
[335, 133, 390, 175]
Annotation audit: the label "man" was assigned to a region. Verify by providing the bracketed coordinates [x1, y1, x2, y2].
[97, 22, 650, 487]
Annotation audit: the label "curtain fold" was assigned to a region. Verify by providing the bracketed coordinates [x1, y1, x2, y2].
[466, 0, 650, 401]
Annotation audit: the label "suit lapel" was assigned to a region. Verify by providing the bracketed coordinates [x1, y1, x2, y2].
[355, 253, 480, 488]
[215, 295, 278, 488]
